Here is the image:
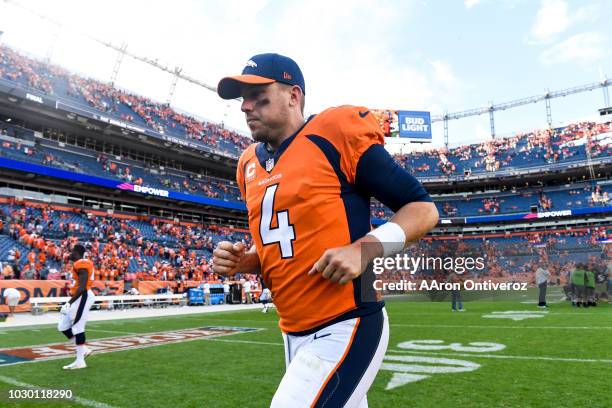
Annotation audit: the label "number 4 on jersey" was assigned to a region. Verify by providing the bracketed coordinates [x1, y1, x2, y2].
[260, 184, 296, 258]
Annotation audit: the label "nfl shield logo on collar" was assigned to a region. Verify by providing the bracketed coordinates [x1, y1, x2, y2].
[265, 158, 275, 172]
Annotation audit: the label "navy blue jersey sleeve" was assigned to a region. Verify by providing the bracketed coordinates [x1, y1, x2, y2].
[355, 144, 432, 212]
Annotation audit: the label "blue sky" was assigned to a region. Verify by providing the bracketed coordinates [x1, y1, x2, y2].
[0, 0, 610, 148]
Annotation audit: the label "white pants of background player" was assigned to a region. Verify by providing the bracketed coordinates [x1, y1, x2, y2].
[271, 308, 389, 408]
[57, 290, 95, 337]
[4, 288, 21, 306]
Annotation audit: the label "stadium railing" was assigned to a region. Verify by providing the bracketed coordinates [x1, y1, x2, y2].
[415, 156, 612, 183]
[29, 294, 186, 315]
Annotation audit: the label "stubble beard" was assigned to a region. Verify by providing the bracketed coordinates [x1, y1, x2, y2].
[251, 129, 269, 144]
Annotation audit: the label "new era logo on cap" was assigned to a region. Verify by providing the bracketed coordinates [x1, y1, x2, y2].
[217, 53, 305, 100]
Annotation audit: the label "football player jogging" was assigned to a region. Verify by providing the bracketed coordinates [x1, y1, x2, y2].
[213, 54, 438, 407]
[3, 287, 21, 317]
[260, 286, 272, 314]
[57, 244, 95, 370]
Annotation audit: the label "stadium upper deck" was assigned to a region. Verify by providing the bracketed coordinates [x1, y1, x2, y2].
[0, 44, 610, 179]
[0, 45, 249, 157]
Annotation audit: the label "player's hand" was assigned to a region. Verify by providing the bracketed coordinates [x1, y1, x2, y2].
[212, 241, 246, 276]
[60, 302, 70, 315]
[308, 242, 365, 285]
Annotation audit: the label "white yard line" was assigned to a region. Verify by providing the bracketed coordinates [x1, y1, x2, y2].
[86, 329, 139, 335]
[0, 375, 119, 408]
[390, 350, 612, 364]
[204, 338, 283, 347]
[0, 304, 264, 328]
[0, 324, 60, 332]
[390, 323, 612, 330]
[195, 338, 612, 364]
[174, 316, 277, 325]
[388, 311, 608, 316]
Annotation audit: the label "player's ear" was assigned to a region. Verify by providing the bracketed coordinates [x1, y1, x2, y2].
[289, 85, 303, 110]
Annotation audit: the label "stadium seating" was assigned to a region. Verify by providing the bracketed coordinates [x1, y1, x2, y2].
[0, 128, 242, 201]
[370, 181, 612, 219]
[2, 123, 611, 221]
[395, 121, 610, 178]
[1, 44, 611, 288]
[1, 44, 610, 178]
[403, 226, 610, 283]
[0, 45, 250, 157]
[2, 199, 609, 284]
[0, 201, 250, 281]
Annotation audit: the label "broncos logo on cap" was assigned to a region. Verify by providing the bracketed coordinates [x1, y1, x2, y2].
[245, 60, 257, 68]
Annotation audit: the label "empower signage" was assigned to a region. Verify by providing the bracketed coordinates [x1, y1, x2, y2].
[118, 183, 169, 197]
[0, 157, 246, 211]
[465, 206, 612, 223]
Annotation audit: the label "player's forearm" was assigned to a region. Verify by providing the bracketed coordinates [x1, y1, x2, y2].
[391, 201, 439, 245]
[68, 286, 86, 304]
[354, 202, 438, 266]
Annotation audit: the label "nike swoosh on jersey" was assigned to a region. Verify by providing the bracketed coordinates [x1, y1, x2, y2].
[359, 111, 370, 118]
[313, 332, 332, 340]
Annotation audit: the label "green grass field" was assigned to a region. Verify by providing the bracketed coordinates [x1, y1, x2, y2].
[0, 299, 610, 408]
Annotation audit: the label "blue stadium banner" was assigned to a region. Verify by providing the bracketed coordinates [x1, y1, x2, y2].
[398, 111, 432, 140]
[0, 157, 246, 211]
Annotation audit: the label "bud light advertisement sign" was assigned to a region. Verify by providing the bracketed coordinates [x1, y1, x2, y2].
[398, 111, 432, 141]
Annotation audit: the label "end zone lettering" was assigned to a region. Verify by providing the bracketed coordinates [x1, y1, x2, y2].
[133, 185, 169, 197]
[0, 326, 261, 366]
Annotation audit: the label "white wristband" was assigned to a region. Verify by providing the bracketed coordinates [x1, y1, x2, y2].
[366, 222, 406, 257]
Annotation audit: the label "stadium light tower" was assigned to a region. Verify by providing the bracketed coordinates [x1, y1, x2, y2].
[6, 0, 220, 95]
[110, 43, 128, 86]
[167, 67, 182, 106]
[432, 78, 612, 141]
[488, 102, 495, 138]
[544, 89, 552, 129]
[603, 76, 610, 108]
[443, 114, 449, 149]
[45, 25, 61, 64]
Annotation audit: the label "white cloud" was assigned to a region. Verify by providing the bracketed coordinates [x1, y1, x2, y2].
[430, 60, 456, 88]
[464, 0, 481, 9]
[474, 122, 492, 141]
[539, 32, 607, 66]
[0, 0, 472, 143]
[255, 0, 437, 115]
[428, 60, 469, 108]
[530, 0, 571, 43]
[529, 0, 600, 44]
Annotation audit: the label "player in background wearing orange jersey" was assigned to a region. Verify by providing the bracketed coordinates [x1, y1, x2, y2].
[57, 244, 95, 370]
[213, 54, 438, 407]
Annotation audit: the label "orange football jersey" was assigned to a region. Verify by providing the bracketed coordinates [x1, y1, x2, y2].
[71, 259, 95, 296]
[237, 105, 384, 333]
